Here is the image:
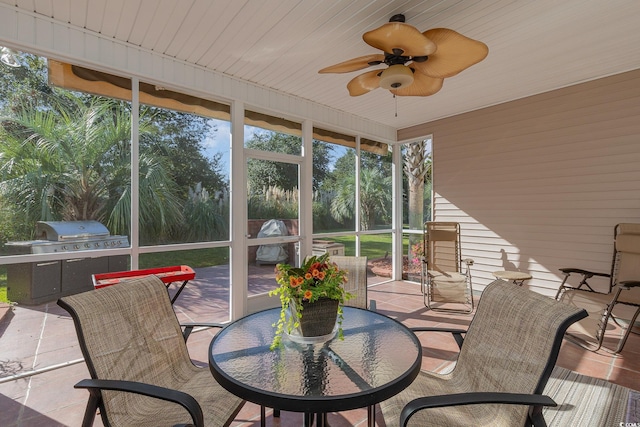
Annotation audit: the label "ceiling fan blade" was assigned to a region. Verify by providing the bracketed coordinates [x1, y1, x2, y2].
[391, 70, 443, 96]
[363, 22, 436, 57]
[347, 70, 381, 96]
[318, 54, 385, 74]
[412, 28, 488, 78]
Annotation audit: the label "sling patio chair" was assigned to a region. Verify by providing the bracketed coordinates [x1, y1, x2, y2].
[421, 221, 475, 313]
[330, 255, 377, 310]
[555, 222, 640, 353]
[58, 275, 245, 427]
[380, 279, 587, 427]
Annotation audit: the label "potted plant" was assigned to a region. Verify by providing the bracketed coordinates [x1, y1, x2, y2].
[269, 253, 352, 349]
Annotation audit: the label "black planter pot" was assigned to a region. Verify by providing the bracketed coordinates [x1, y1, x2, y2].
[296, 297, 339, 337]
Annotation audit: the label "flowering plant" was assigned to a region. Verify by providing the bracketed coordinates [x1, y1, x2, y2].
[411, 242, 426, 265]
[269, 253, 352, 349]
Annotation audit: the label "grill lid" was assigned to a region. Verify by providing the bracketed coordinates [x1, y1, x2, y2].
[36, 221, 110, 241]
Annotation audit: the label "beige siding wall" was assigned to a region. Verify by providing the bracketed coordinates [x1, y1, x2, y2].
[399, 69, 640, 295]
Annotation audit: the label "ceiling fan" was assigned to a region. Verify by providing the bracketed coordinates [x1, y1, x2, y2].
[318, 14, 488, 97]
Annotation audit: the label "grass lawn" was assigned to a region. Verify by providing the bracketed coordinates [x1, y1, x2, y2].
[0, 266, 6, 303]
[329, 234, 410, 258]
[139, 247, 229, 269]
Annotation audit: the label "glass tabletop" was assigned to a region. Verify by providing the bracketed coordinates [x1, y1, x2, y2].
[209, 306, 421, 414]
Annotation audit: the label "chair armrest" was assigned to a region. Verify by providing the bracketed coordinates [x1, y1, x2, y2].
[75, 378, 204, 427]
[181, 322, 226, 342]
[410, 327, 467, 349]
[558, 267, 609, 278]
[558, 268, 611, 293]
[619, 280, 640, 289]
[400, 392, 556, 427]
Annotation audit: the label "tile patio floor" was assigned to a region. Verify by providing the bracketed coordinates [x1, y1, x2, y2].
[0, 267, 638, 426]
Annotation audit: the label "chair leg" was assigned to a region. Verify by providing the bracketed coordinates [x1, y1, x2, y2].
[304, 412, 314, 427]
[614, 307, 640, 353]
[367, 404, 376, 427]
[81, 391, 101, 427]
[528, 405, 548, 427]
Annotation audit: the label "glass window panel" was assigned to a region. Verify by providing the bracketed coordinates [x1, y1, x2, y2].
[361, 233, 393, 285]
[360, 148, 393, 230]
[139, 247, 231, 323]
[313, 139, 356, 233]
[0, 52, 132, 251]
[402, 139, 432, 230]
[138, 99, 230, 245]
[247, 159, 299, 236]
[401, 139, 431, 275]
[248, 245, 282, 297]
[248, 236, 303, 299]
[402, 232, 423, 283]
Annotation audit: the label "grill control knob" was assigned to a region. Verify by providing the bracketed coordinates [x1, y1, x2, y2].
[74, 245, 79, 250]
[62, 246, 68, 251]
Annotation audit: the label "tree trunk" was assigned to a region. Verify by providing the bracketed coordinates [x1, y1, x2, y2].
[403, 141, 430, 262]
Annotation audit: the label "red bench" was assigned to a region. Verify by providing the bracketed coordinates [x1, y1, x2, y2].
[92, 265, 195, 304]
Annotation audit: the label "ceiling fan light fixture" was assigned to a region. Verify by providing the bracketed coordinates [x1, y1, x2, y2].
[379, 64, 413, 90]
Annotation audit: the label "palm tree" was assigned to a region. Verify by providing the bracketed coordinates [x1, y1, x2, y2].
[403, 140, 431, 258]
[0, 91, 183, 241]
[330, 168, 391, 230]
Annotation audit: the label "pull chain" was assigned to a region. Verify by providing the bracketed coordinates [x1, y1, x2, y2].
[394, 94, 398, 117]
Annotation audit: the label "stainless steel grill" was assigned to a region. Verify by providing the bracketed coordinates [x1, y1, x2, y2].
[6, 221, 129, 305]
[7, 221, 128, 254]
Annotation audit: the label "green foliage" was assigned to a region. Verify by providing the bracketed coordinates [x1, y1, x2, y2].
[246, 132, 301, 190]
[245, 132, 332, 191]
[312, 192, 352, 231]
[181, 183, 228, 242]
[330, 168, 391, 230]
[248, 185, 298, 220]
[141, 106, 227, 197]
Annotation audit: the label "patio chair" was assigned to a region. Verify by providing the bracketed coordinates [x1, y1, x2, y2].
[421, 222, 474, 313]
[331, 255, 376, 310]
[555, 223, 640, 353]
[380, 279, 587, 427]
[58, 275, 245, 427]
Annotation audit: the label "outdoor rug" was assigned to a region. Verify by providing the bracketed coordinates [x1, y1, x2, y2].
[436, 363, 638, 425]
[543, 366, 639, 425]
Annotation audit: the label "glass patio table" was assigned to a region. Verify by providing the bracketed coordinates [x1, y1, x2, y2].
[209, 306, 422, 427]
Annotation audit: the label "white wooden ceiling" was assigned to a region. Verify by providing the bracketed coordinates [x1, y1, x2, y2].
[3, 0, 640, 131]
